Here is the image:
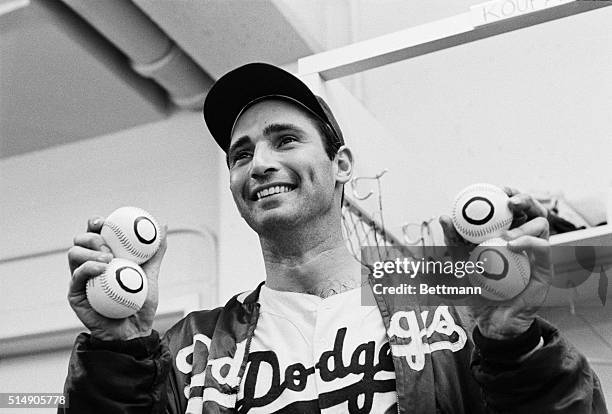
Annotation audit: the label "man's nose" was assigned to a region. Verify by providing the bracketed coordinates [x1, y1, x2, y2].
[250, 143, 278, 179]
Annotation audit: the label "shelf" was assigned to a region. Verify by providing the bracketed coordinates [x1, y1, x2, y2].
[298, 0, 611, 80]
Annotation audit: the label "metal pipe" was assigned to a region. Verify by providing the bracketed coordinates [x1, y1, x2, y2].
[0, 227, 216, 265]
[60, 0, 213, 109]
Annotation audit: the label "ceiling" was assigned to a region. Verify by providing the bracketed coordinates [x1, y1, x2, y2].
[3, 0, 609, 160]
[0, 0, 316, 158]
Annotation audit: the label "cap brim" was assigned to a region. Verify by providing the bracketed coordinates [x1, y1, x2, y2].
[203, 63, 328, 152]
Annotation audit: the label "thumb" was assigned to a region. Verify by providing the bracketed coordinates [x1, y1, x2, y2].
[439, 215, 462, 245]
[143, 224, 168, 273]
[507, 235, 550, 263]
[507, 235, 553, 283]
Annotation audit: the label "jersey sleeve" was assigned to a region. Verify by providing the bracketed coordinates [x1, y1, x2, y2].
[58, 330, 176, 414]
[471, 318, 608, 413]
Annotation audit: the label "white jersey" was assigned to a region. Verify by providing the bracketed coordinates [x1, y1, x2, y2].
[237, 285, 397, 413]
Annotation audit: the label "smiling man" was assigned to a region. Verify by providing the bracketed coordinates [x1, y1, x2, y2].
[61, 63, 607, 414]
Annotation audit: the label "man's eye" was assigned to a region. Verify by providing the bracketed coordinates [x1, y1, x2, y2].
[231, 151, 252, 165]
[279, 136, 297, 146]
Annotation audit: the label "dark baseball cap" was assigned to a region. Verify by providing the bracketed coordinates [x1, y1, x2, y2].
[203, 62, 345, 152]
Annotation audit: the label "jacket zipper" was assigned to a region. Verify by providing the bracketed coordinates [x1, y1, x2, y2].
[397, 392, 401, 414]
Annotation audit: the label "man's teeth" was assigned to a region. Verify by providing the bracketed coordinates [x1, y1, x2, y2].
[257, 185, 292, 200]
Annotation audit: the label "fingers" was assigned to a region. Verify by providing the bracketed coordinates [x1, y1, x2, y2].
[68, 244, 113, 274]
[439, 215, 464, 245]
[70, 231, 112, 274]
[73, 232, 111, 253]
[502, 186, 520, 197]
[510, 211, 529, 229]
[68, 245, 113, 268]
[502, 187, 548, 230]
[87, 216, 105, 233]
[69, 260, 109, 296]
[508, 235, 553, 285]
[504, 216, 549, 240]
[507, 192, 548, 220]
[438, 215, 474, 260]
[69, 218, 112, 274]
[508, 235, 551, 263]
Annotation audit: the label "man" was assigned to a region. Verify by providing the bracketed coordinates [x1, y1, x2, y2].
[62, 63, 607, 413]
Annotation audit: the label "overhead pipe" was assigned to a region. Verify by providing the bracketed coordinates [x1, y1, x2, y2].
[0, 0, 30, 17]
[61, 0, 213, 110]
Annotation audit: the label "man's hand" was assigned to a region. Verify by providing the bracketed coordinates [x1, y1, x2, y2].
[67, 216, 167, 341]
[503, 186, 548, 228]
[439, 189, 553, 340]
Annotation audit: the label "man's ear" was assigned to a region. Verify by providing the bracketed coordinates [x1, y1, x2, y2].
[334, 145, 354, 185]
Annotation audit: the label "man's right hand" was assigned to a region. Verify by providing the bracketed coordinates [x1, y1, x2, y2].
[67, 216, 167, 341]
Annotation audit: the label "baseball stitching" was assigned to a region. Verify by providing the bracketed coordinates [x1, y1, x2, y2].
[103, 221, 149, 261]
[453, 216, 512, 240]
[452, 184, 512, 239]
[470, 250, 530, 300]
[99, 272, 141, 311]
[512, 252, 531, 285]
[469, 275, 508, 300]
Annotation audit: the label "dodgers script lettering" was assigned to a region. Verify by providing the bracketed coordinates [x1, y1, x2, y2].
[238, 327, 396, 413]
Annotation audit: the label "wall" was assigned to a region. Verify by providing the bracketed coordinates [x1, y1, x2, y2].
[355, 6, 612, 233]
[0, 111, 222, 401]
[282, 2, 612, 239]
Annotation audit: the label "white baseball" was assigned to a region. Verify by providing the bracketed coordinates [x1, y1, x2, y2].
[451, 183, 513, 244]
[468, 238, 531, 301]
[86, 258, 149, 319]
[101, 206, 161, 264]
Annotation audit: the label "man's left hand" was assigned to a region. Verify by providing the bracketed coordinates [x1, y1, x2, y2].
[439, 188, 553, 340]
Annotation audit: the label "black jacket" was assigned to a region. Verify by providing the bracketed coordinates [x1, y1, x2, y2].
[61, 283, 607, 413]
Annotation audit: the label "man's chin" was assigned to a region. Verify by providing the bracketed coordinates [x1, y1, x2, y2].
[247, 210, 299, 234]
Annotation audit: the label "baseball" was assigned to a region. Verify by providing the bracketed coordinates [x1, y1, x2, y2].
[468, 238, 531, 301]
[86, 258, 149, 319]
[451, 183, 513, 244]
[101, 206, 161, 264]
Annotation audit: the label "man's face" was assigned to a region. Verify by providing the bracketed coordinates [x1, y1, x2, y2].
[227, 99, 338, 234]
